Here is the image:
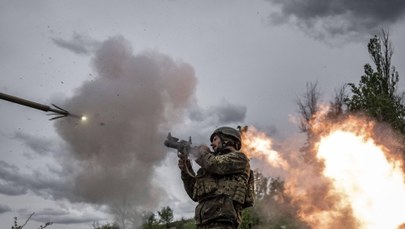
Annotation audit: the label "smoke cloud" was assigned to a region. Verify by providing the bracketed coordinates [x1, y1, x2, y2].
[266, 0, 405, 39]
[54, 35, 197, 226]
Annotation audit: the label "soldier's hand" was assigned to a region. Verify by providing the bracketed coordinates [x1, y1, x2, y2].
[177, 150, 187, 159]
[198, 144, 211, 155]
[178, 158, 191, 172]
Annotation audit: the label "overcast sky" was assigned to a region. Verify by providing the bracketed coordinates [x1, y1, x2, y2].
[1, 0, 405, 228]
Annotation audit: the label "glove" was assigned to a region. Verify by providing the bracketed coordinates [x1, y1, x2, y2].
[178, 158, 192, 172]
[198, 144, 211, 156]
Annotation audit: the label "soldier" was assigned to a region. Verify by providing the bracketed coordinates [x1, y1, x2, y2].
[178, 126, 254, 229]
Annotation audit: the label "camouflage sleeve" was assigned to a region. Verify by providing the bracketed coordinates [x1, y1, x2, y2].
[181, 171, 196, 201]
[195, 151, 248, 175]
[180, 160, 197, 201]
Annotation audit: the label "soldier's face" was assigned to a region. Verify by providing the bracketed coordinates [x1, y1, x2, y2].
[210, 135, 222, 152]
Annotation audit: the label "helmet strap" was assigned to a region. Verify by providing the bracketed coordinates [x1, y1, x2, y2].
[217, 135, 238, 153]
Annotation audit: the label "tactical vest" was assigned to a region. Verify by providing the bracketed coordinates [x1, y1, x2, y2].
[193, 166, 254, 208]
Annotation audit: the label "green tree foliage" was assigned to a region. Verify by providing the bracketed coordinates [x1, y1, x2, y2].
[157, 206, 174, 228]
[140, 210, 194, 229]
[240, 207, 260, 229]
[172, 218, 196, 229]
[92, 222, 119, 229]
[345, 30, 405, 134]
[142, 212, 159, 229]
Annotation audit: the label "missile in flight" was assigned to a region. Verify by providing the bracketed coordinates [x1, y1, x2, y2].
[0, 92, 84, 120]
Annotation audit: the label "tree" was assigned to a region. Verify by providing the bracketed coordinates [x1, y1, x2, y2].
[296, 82, 321, 134]
[240, 207, 260, 229]
[110, 199, 144, 229]
[329, 85, 348, 118]
[241, 170, 308, 229]
[92, 222, 119, 229]
[11, 213, 52, 229]
[141, 212, 159, 229]
[345, 30, 405, 134]
[157, 206, 174, 228]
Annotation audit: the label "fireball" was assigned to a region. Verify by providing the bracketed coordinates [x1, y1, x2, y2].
[243, 113, 405, 229]
[317, 125, 405, 229]
[241, 127, 289, 170]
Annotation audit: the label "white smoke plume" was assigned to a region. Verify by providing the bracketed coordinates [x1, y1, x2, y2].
[54, 36, 197, 226]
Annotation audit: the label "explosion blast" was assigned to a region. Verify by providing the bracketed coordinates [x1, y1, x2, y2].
[318, 129, 405, 229]
[242, 112, 405, 229]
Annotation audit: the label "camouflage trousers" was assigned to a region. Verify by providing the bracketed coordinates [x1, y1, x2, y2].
[197, 221, 236, 229]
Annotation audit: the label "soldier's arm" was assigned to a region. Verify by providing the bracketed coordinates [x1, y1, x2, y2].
[181, 172, 197, 201]
[179, 159, 197, 201]
[195, 151, 248, 175]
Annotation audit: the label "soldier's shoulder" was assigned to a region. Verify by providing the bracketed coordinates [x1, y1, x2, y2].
[229, 151, 249, 160]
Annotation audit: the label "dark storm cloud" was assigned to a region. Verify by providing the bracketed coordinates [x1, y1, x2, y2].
[52, 32, 100, 55]
[0, 204, 11, 214]
[267, 0, 405, 38]
[0, 160, 76, 200]
[0, 183, 27, 196]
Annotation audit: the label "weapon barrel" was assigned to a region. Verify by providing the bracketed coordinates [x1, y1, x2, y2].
[164, 139, 182, 150]
[0, 92, 68, 115]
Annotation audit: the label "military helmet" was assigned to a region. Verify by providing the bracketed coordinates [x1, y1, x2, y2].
[210, 126, 242, 150]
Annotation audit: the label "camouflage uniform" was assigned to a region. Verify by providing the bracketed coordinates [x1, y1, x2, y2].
[181, 148, 251, 229]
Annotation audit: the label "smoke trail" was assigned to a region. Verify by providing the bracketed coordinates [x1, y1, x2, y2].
[54, 36, 197, 226]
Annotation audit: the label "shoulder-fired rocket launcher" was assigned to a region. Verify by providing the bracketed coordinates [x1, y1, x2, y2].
[0, 92, 83, 120]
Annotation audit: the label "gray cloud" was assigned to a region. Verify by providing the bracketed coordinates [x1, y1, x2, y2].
[32, 207, 102, 225]
[0, 183, 27, 196]
[267, 0, 405, 39]
[0, 160, 76, 200]
[174, 101, 247, 148]
[0, 204, 11, 214]
[0, 161, 28, 196]
[188, 101, 246, 125]
[13, 132, 58, 156]
[52, 32, 100, 55]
